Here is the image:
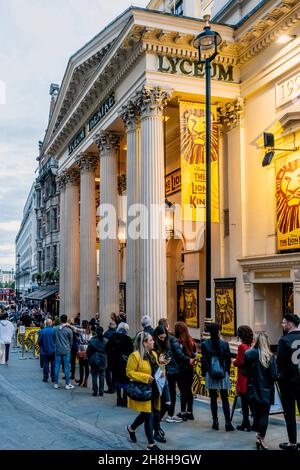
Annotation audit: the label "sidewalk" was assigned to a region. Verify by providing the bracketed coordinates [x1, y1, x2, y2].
[0, 348, 297, 450]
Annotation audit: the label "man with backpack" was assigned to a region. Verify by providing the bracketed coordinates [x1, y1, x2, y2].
[277, 313, 300, 451]
[87, 326, 108, 396]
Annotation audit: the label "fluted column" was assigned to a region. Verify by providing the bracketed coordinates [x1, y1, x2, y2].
[120, 102, 141, 334]
[76, 154, 98, 321]
[58, 174, 66, 315]
[137, 86, 171, 325]
[64, 169, 80, 318]
[94, 132, 121, 328]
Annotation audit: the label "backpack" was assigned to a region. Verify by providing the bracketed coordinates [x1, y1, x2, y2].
[208, 340, 226, 380]
[88, 350, 106, 369]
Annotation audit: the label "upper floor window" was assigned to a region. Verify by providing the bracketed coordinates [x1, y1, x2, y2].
[175, 0, 183, 16]
[52, 208, 58, 231]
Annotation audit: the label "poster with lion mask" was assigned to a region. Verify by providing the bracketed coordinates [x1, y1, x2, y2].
[177, 281, 199, 328]
[214, 278, 236, 336]
[276, 154, 300, 251]
[179, 101, 219, 222]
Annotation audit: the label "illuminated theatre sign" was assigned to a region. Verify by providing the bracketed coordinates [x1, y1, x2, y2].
[68, 92, 115, 155]
[158, 55, 235, 82]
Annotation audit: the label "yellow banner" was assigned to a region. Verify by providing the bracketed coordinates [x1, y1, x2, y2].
[18, 327, 40, 356]
[276, 153, 300, 251]
[180, 101, 219, 222]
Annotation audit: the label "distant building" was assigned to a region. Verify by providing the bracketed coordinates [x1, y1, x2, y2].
[15, 184, 38, 297]
[0, 269, 15, 285]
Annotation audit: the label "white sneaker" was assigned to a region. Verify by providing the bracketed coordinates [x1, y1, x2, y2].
[166, 415, 182, 423]
[65, 384, 74, 390]
[54, 384, 59, 389]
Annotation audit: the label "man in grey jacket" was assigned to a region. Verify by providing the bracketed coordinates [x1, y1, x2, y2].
[53, 314, 74, 389]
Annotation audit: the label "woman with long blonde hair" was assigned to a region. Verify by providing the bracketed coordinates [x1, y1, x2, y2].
[243, 332, 278, 450]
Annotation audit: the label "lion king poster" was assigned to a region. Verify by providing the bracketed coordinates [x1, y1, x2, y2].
[179, 101, 219, 222]
[177, 281, 199, 328]
[214, 278, 236, 336]
[276, 154, 300, 251]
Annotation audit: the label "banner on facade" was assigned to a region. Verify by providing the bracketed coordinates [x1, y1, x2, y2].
[179, 101, 219, 222]
[214, 278, 237, 336]
[276, 153, 300, 251]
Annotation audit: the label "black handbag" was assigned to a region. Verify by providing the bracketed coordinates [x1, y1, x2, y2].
[127, 381, 152, 401]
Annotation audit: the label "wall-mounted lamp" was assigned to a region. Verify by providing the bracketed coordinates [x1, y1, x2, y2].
[118, 221, 126, 248]
[262, 132, 299, 167]
[165, 199, 175, 239]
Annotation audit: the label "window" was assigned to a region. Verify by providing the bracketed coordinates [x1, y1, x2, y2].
[53, 245, 57, 269]
[224, 209, 230, 237]
[175, 0, 183, 16]
[46, 247, 51, 271]
[36, 190, 41, 208]
[46, 211, 51, 233]
[52, 208, 58, 231]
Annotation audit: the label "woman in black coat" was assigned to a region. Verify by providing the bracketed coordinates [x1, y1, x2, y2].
[243, 332, 277, 450]
[106, 322, 133, 407]
[201, 322, 233, 431]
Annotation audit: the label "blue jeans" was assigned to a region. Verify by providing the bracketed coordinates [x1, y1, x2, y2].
[42, 353, 55, 381]
[55, 353, 71, 385]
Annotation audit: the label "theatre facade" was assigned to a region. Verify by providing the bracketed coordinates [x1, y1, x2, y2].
[41, 2, 300, 347]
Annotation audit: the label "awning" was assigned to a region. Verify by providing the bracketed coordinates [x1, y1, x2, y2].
[25, 286, 58, 301]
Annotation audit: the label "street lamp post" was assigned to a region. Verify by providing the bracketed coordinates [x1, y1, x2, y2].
[194, 16, 221, 328]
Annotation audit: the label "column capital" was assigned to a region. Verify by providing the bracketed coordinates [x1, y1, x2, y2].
[76, 153, 98, 173]
[65, 168, 80, 186]
[57, 173, 67, 191]
[217, 98, 244, 131]
[136, 86, 172, 118]
[93, 131, 122, 155]
[119, 101, 141, 131]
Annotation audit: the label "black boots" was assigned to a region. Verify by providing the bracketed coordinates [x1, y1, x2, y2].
[212, 418, 219, 430]
[236, 420, 251, 432]
[225, 421, 235, 432]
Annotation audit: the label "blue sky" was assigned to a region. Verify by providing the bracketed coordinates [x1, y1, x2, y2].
[0, 0, 148, 270]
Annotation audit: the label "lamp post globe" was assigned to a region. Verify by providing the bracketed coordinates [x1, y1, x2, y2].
[193, 17, 221, 329]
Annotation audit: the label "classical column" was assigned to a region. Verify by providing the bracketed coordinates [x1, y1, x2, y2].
[76, 153, 98, 321]
[120, 102, 141, 334]
[57, 174, 66, 315]
[94, 131, 121, 328]
[137, 86, 171, 325]
[64, 169, 80, 318]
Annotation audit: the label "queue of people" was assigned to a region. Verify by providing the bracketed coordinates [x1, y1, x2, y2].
[3, 305, 300, 453]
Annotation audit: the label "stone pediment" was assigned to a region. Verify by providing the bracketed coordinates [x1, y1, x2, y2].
[43, 8, 235, 155]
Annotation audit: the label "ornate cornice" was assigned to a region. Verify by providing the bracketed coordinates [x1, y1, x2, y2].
[75, 153, 98, 172]
[136, 85, 172, 118]
[93, 131, 122, 155]
[217, 98, 244, 131]
[237, 0, 300, 64]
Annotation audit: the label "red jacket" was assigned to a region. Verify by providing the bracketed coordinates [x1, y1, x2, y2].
[233, 343, 251, 394]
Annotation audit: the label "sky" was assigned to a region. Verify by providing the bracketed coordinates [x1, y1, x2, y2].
[0, 0, 148, 270]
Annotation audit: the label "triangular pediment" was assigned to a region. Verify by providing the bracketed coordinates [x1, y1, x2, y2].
[46, 7, 134, 145]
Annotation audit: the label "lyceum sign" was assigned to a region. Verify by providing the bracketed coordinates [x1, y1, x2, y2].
[68, 92, 115, 155]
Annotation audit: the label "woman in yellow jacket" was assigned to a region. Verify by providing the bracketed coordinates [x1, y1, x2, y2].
[126, 331, 162, 451]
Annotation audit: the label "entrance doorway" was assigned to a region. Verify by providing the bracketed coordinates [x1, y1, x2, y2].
[253, 283, 290, 347]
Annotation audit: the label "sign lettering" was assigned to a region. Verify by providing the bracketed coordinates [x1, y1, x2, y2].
[158, 55, 234, 82]
[276, 70, 300, 108]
